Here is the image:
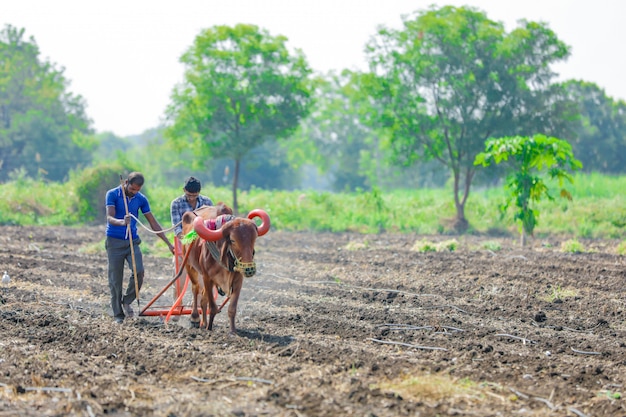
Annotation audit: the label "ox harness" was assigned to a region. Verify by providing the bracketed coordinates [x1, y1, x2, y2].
[182, 213, 256, 280]
[205, 238, 257, 277]
[203, 215, 238, 273]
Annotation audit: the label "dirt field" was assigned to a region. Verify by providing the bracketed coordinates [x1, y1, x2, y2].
[0, 225, 625, 416]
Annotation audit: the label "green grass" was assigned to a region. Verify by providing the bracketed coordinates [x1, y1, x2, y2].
[0, 177, 80, 225]
[481, 241, 502, 251]
[560, 239, 586, 253]
[541, 284, 579, 303]
[411, 239, 459, 252]
[1, 173, 625, 240]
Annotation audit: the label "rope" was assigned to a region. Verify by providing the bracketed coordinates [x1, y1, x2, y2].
[205, 240, 233, 272]
[128, 205, 217, 235]
[129, 213, 179, 234]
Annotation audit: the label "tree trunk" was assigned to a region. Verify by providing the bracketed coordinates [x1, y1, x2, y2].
[232, 159, 241, 214]
[451, 167, 472, 233]
[453, 201, 469, 233]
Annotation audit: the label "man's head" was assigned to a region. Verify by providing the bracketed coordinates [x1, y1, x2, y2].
[184, 176, 201, 193]
[125, 172, 144, 197]
[183, 176, 202, 204]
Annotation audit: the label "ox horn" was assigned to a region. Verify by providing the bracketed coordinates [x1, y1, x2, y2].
[247, 209, 271, 236]
[193, 216, 224, 242]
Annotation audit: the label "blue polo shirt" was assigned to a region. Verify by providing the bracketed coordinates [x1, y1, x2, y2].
[105, 186, 151, 240]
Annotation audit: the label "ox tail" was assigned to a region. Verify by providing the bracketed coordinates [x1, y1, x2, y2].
[174, 245, 193, 281]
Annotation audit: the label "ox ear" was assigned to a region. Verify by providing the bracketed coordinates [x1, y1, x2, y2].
[247, 209, 270, 237]
[193, 216, 223, 242]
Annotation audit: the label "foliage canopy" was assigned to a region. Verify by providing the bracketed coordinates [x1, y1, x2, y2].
[562, 80, 626, 174]
[165, 24, 313, 211]
[362, 5, 574, 230]
[474, 134, 582, 244]
[0, 25, 94, 182]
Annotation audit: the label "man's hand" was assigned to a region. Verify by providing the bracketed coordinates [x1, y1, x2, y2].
[118, 215, 130, 227]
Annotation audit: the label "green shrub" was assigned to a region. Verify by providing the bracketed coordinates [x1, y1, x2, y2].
[1, 173, 626, 239]
[560, 239, 585, 253]
[437, 239, 459, 252]
[412, 239, 437, 252]
[412, 239, 458, 252]
[542, 284, 578, 302]
[70, 161, 137, 224]
[482, 241, 502, 251]
[0, 178, 77, 225]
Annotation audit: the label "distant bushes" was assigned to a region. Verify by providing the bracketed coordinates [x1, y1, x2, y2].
[71, 161, 137, 223]
[0, 172, 625, 241]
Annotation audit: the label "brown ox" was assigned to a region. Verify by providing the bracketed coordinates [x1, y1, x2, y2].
[180, 204, 270, 334]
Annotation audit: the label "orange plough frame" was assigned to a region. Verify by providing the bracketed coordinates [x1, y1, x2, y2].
[139, 237, 227, 323]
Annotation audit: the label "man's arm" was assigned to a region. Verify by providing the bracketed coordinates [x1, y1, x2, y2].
[170, 198, 184, 240]
[144, 212, 175, 254]
[106, 206, 128, 227]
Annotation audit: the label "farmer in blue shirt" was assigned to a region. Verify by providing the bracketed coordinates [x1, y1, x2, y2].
[105, 172, 174, 323]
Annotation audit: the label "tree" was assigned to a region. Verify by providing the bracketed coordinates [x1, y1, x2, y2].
[0, 25, 94, 182]
[284, 70, 442, 192]
[165, 24, 313, 212]
[284, 72, 374, 191]
[561, 80, 626, 174]
[362, 6, 574, 231]
[474, 134, 582, 246]
[92, 131, 133, 163]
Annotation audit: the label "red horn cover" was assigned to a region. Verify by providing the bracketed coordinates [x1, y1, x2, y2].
[247, 209, 271, 236]
[193, 216, 224, 242]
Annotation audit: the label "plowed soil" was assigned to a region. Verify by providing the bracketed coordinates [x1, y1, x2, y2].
[1, 225, 625, 416]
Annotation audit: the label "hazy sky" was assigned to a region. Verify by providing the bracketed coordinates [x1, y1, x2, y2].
[4, 0, 625, 137]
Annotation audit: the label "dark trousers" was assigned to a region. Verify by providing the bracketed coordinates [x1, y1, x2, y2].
[106, 236, 144, 319]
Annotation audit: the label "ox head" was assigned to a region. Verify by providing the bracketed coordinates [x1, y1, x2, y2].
[193, 209, 270, 277]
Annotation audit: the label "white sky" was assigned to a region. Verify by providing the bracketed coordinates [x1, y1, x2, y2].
[3, 0, 625, 137]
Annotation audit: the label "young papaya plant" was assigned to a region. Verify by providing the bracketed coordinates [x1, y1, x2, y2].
[474, 135, 582, 246]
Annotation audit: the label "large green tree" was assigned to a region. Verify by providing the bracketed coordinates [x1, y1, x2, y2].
[165, 24, 313, 212]
[562, 80, 626, 174]
[0, 25, 93, 182]
[362, 6, 574, 230]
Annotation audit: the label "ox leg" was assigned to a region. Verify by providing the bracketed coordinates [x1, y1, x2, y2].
[226, 279, 243, 335]
[199, 284, 210, 330]
[186, 267, 201, 328]
[206, 282, 218, 331]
